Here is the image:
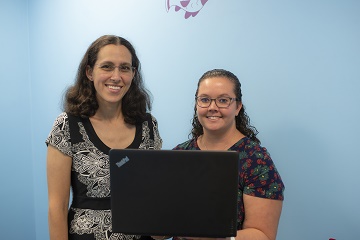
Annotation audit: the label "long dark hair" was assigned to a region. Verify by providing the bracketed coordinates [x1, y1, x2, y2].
[191, 69, 260, 144]
[63, 35, 151, 124]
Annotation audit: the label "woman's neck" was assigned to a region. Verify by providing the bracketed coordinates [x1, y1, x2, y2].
[93, 102, 123, 122]
[199, 129, 245, 150]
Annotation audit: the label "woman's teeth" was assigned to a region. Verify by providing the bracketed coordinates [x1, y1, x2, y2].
[108, 85, 120, 90]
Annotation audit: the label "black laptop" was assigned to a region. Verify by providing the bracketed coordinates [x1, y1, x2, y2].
[109, 149, 239, 237]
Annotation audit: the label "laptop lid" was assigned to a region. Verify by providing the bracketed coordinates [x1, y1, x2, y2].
[109, 149, 239, 238]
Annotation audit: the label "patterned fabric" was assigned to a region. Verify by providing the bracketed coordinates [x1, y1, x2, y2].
[173, 137, 284, 229]
[46, 112, 162, 240]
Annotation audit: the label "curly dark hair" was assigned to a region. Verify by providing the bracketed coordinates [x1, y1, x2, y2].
[63, 35, 151, 124]
[191, 69, 260, 144]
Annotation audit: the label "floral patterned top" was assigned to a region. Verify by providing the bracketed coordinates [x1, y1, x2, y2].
[173, 137, 284, 229]
[46, 112, 162, 240]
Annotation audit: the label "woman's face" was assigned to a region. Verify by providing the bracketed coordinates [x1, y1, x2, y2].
[196, 77, 242, 135]
[86, 44, 135, 107]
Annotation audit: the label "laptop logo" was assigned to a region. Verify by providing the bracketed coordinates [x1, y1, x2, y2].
[116, 156, 130, 168]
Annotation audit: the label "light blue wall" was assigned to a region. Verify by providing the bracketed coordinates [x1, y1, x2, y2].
[0, 0, 36, 239]
[2, 0, 359, 239]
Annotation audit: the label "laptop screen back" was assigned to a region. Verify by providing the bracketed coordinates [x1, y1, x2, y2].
[109, 149, 239, 237]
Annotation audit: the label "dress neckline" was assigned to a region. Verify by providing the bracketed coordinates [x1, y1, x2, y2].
[195, 136, 247, 150]
[82, 117, 141, 154]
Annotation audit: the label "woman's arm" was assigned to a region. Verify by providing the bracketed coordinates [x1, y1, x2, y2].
[47, 145, 72, 240]
[236, 195, 283, 240]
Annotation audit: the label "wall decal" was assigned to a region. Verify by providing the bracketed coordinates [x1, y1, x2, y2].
[166, 0, 209, 19]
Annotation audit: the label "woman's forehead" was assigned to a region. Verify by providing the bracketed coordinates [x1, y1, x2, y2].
[198, 77, 234, 94]
[97, 44, 132, 63]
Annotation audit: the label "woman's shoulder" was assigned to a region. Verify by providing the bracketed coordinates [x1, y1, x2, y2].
[49, 111, 87, 132]
[46, 112, 72, 155]
[50, 112, 87, 135]
[141, 112, 158, 123]
[50, 112, 69, 127]
[237, 137, 268, 151]
[52, 112, 82, 123]
[235, 137, 271, 159]
[145, 112, 156, 120]
[138, 113, 160, 130]
[173, 138, 197, 150]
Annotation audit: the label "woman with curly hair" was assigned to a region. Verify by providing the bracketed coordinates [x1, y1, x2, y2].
[171, 69, 284, 240]
[46, 35, 162, 240]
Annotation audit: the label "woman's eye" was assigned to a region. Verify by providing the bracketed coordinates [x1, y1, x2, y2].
[201, 98, 210, 103]
[120, 66, 131, 72]
[101, 65, 114, 71]
[218, 98, 229, 103]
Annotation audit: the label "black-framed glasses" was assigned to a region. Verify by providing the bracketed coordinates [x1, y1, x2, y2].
[95, 63, 135, 76]
[196, 96, 239, 108]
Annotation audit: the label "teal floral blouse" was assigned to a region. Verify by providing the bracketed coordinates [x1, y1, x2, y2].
[173, 137, 285, 229]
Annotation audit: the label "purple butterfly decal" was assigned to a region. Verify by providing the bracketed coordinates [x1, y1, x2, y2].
[166, 0, 209, 19]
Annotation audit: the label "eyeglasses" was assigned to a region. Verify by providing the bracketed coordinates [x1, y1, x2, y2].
[196, 96, 239, 108]
[95, 63, 135, 77]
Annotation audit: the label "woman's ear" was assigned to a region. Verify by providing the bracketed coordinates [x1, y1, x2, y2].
[86, 65, 93, 81]
[236, 102, 242, 116]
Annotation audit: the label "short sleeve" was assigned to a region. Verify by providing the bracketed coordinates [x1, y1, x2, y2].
[45, 112, 73, 157]
[149, 114, 163, 150]
[239, 141, 284, 200]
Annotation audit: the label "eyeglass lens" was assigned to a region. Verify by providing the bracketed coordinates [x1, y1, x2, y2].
[196, 97, 234, 108]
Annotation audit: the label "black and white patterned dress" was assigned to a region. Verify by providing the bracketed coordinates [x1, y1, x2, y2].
[46, 112, 162, 240]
